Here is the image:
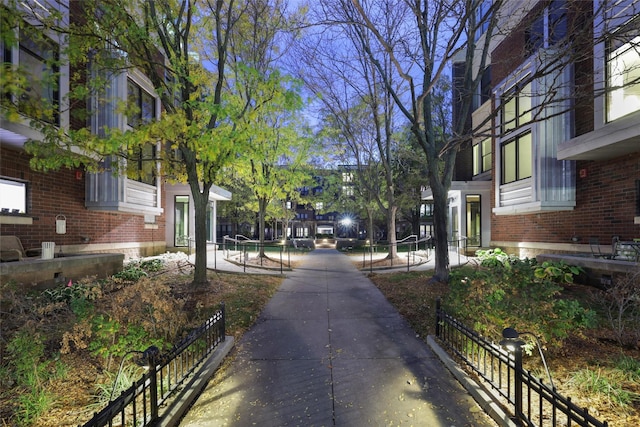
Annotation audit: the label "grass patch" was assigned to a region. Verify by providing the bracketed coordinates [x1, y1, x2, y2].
[568, 367, 639, 409]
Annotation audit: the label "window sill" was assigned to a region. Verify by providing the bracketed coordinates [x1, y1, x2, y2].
[493, 201, 575, 215]
[0, 215, 34, 225]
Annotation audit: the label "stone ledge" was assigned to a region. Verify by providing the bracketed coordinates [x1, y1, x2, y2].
[0, 253, 124, 289]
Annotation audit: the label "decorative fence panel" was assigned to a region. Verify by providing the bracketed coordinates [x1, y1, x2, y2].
[435, 300, 608, 427]
[82, 303, 226, 427]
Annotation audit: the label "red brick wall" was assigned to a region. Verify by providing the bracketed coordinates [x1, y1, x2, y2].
[492, 153, 640, 244]
[1, 145, 166, 254]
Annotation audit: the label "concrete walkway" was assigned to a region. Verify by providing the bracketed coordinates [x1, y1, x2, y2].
[180, 249, 495, 426]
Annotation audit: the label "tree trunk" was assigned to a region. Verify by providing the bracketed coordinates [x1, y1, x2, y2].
[191, 185, 211, 287]
[258, 197, 267, 257]
[386, 205, 398, 259]
[429, 177, 450, 283]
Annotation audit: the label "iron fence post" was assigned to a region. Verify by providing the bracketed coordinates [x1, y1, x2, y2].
[514, 344, 524, 425]
[407, 245, 410, 272]
[435, 298, 441, 338]
[220, 302, 226, 340]
[149, 356, 159, 421]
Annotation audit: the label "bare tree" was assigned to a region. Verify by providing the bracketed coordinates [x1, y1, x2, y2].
[294, 0, 412, 258]
[291, 0, 499, 281]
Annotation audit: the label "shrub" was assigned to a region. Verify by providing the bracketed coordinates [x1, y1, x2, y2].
[569, 367, 639, 409]
[446, 251, 595, 348]
[599, 269, 640, 348]
[616, 355, 640, 382]
[5, 330, 54, 425]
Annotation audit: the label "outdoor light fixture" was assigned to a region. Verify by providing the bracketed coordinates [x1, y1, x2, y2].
[501, 327, 554, 388]
[109, 345, 160, 401]
[500, 327, 525, 351]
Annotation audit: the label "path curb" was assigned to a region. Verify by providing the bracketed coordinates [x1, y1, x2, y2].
[158, 336, 235, 427]
[427, 335, 517, 427]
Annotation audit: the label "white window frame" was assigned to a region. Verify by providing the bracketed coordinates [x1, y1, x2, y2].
[605, 18, 640, 122]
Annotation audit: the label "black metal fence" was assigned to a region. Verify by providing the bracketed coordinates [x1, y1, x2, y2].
[82, 303, 226, 427]
[359, 235, 432, 272]
[435, 300, 609, 427]
[222, 236, 293, 273]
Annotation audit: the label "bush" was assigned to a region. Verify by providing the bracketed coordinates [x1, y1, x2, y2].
[599, 269, 640, 348]
[569, 367, 639, 409]
[5, 330, 55, 425]
[445, 250, 595, 348]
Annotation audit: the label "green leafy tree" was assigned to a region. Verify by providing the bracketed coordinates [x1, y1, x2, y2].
[237, 72, 311, 256]
[227, 0, 312, 255]
[2, 0, 305, 286]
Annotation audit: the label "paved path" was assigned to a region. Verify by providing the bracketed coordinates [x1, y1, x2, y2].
[180, 249, 494, 426]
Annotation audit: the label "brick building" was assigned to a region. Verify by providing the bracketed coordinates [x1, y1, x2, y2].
[1, 1, 230, 265]
[444, 0, 639, 258]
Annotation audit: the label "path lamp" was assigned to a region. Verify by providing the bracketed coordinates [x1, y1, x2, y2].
[501, 327, 555, 425]
[109, 345, 160, 401]
[500, 328, 525, 424]
[502, 327, 554, 388]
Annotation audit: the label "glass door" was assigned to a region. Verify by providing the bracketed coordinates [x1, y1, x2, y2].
[174, 195, 189, 246]
[466, 195, 481, 247]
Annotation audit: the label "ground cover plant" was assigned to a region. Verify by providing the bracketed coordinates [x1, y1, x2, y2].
[0, 254, 282, 426]
[2, 251, 639, 426]
[369, 253, 640, 426]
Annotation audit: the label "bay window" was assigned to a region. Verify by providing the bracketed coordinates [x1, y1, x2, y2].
[126, 79, 157, 185]
[127, 78, 156, 127]
[0, 19, 60, 124]
[19, 26, 59, 124]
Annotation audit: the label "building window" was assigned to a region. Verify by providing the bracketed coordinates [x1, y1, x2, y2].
[473, 138, 492, 176]
[501, 81, 532, 133]
[466, 195, 481, 247]
[607, 18, 640, 122]
[342, 185, 354, 196]
[14, 24, 60, 124]
[126, 80, 157, 185]
[473, 66, 492, 110]
[524, 0, 567, 56]
[420, 202, 434, 219]
[128, 143, 156, 185]
[0, 178, 27, 214]
[127, 78, 156, 127]
[474, 0, 492, 41]
[501, 132, 532, 184]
